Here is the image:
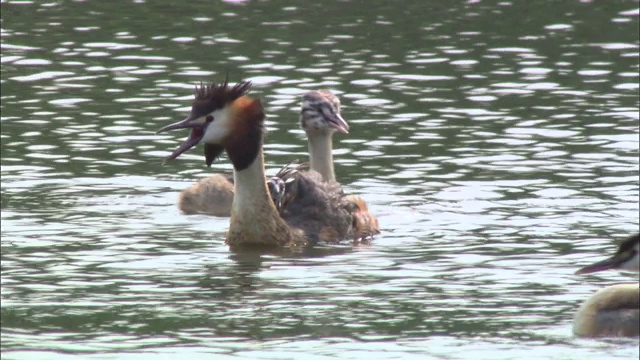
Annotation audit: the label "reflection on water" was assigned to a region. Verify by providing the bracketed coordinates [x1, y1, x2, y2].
[1, 0, 638, 359]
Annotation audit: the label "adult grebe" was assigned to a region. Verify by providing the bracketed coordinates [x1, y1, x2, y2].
[157, 80, 378, 248]
[177, 90, 349, 216]
[573, 232, 639, 338]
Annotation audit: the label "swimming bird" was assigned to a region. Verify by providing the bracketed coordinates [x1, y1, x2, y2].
[299, 90, 348, 183]
[573, 232, 639, 338]
[176, 90, 349, 216]
[157, 80, 378, 248]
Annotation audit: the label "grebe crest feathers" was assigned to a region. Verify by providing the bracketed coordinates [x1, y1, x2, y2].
[158, 80, 264, 170]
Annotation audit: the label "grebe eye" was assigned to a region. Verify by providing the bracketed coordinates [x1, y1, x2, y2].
[205, 115, 214, 123]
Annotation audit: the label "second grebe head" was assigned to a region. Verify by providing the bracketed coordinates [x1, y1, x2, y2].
[266, 161, 309, 211]
[575, 233, 640, 275]
[267, 176, 286, 210]
[300, 90, 349, 135]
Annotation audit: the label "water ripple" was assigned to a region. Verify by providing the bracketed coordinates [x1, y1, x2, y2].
[1, 0, 638, 359]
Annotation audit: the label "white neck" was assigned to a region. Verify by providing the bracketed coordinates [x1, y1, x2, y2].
[307, 131, 335, 182]
[232, 150, 274, 214]
[228, 149, 293, 247]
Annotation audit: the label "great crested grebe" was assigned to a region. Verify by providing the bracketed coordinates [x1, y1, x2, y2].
[573, 232, 639, 338]
[177, 90, 349, 216]
[157, 80, 379, 248]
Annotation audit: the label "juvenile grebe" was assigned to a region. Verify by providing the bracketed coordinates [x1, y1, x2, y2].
[157, 80, 378, 248]
[573, 232, 639, 338]
[296, 91, 378, 235]
[177, 90, 349, 216]
[299, 90, 348, 182]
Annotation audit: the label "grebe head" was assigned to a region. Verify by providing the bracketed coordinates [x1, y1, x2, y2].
[575, 233, 639, 275]
[300, 90, 349, 135]
[267, 161, 309, 211]
[157, 80, 264, 170]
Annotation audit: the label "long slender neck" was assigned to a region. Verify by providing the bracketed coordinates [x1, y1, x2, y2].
[231, 150, 271, 212]
[227, 149, 295, 248]
[307, 131, 335, 182]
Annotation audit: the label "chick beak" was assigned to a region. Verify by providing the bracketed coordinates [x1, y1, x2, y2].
[326, 112, 349, 134]
[273, 192, 283, 210]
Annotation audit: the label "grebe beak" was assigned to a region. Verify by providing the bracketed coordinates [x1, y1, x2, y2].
[157, 115, 206, 162]
[575, 251, 636, 275]
[326, 112, 349, 134]
[157, 115, 199, 133]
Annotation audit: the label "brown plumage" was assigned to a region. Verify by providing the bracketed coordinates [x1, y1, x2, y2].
[177, 174, 234, 216]
[157, 79, 379, 248]
[344, 194, 380, 240]
[273, 165, 379, 242]
[573, 232, 639, 338]
[573, 284, 639, 338]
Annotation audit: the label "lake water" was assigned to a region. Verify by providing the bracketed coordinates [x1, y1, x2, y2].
[1, 1, 639, 359]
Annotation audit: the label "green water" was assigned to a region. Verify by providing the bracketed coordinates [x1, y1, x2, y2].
[1, 1, 638, 359]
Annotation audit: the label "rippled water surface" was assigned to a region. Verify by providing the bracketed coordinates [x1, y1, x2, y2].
[2, 1, 639, 359]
